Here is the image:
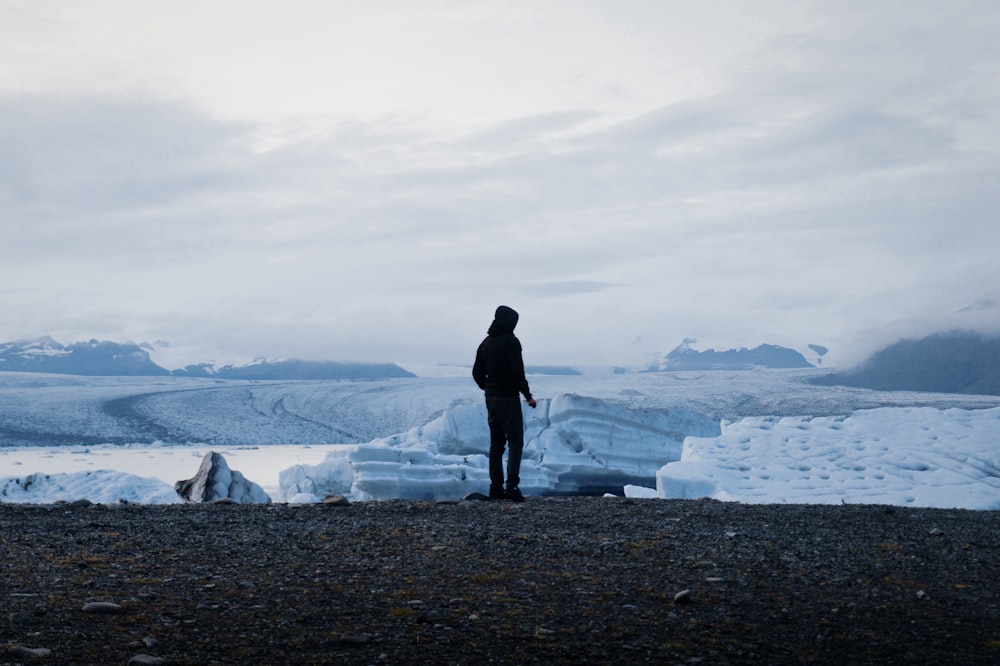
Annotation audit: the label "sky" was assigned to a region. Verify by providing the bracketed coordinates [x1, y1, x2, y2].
[2, 0, 999, 370]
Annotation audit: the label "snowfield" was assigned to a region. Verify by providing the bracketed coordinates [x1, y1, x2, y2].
[1, 368, 999, 508]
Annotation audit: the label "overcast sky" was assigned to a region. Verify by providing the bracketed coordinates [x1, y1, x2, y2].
[2, 1, 999, 370]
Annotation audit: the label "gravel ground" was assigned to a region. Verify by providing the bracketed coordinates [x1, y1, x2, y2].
[2, 497, 998, 665]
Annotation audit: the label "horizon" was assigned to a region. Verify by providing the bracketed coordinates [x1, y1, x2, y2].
[2, 331, 835, 371]
[5, 328, 999, 376]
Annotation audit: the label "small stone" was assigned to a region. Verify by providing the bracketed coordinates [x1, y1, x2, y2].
[128, 655, 167, 665]
[341, 634, 371, 645]
[929, 528, 945, 536]
[673, 589, 693, 604]
[8, 646, 52, 657]
[82, 601, 122, 614]
[322, 494, 351, 506]
[9, 612, 39, 627]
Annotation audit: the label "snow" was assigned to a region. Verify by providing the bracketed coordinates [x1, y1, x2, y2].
[655, 406, 1000, 510]
[0, 369, 999, 509]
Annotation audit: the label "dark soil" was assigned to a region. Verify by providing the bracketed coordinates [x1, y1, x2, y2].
[2, 497, 998, 664]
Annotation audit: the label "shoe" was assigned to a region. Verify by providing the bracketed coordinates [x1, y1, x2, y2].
[488, 486, 505, 500]
[504, 487, 525, 502]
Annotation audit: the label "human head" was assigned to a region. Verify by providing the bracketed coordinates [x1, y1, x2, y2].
[489, 305, 519, 334]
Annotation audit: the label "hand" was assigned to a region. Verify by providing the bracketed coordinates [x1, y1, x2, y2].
[527, 398, 537, 409]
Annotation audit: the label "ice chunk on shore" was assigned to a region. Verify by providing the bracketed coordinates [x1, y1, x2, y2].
[176, 451, 271, 504]
[0, 470, 181, 504]
[656, 406, 1000, 509]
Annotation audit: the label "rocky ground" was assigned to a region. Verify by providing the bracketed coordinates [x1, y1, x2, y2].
[2, 497, 998, 665]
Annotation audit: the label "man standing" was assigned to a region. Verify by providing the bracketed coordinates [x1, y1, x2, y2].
[472, 305, 537, 501]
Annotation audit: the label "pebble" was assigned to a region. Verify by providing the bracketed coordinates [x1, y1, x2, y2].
[82, 601, 122, 613]
[128, 655, 167, 665]
[8, 646, 52, 658]
[9, 611, 39, 627]
[673, 589, 693, 604]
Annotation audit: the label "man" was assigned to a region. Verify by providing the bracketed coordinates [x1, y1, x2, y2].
[472, 305, 537, 502]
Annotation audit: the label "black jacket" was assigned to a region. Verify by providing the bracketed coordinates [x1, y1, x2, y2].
[472, 305, 533, 400]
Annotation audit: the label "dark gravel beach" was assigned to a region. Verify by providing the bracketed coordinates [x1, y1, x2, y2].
[2, 497, 998, 665]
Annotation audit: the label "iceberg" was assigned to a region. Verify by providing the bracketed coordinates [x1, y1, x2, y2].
[279, 393, 720, 501]
[655, 406, 1000, 509]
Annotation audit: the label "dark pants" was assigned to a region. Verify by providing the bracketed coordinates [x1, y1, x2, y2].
[485, 396, 524, 490]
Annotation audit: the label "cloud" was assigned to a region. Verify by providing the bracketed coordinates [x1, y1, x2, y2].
[1, 3, 999, 367]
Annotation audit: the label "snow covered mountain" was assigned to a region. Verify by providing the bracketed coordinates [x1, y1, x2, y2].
[814, 330, 1000, 396]
[653, 339, 814, 371]
[0, 337, 169, 376]
[0, 337, 415, 380]
[172, 358, 415, 380]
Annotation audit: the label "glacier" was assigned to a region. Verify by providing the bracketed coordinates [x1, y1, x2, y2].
[1, 369, 999, 508]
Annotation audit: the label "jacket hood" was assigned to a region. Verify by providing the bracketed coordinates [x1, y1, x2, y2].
[487, 305, 519, 335]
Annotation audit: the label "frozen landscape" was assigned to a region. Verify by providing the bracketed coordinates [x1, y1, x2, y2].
[1, 366, 999, 509]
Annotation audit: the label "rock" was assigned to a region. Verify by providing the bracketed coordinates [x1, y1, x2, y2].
[9, 611, 39, 627]
[175, 452, 271, 504]
[128, 655, 167, 665]
[8, 646, 52, 658]
[322, 494, 351, 506]
[81, 601, 122, 613]
[673, 589, 693, 604]
[929, 527, 945, 536]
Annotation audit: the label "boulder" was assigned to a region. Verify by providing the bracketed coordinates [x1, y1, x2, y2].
[175, 452, 271, 504]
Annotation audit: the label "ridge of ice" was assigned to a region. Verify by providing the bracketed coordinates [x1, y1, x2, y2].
[279, 393, 720, 501]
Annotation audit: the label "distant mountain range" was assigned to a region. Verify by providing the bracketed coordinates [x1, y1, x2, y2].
[652, 340, 815, 371]
[0, 337, 415, 380]
[812, 330, 1000, 396]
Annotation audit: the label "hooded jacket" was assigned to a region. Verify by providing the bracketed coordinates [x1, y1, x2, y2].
[472, 305, 533, 400]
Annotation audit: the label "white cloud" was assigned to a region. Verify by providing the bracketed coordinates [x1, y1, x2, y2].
[1, 2, 999, 368]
